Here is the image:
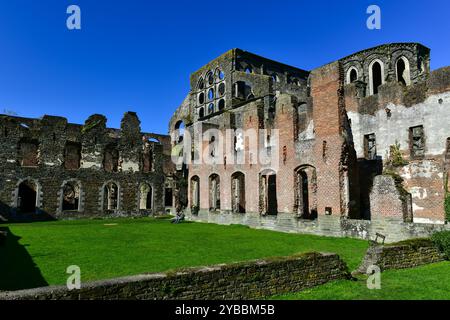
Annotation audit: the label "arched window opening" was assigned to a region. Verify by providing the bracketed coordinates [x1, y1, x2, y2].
[139, 183, 153, 210]
[396, 57, 411, 86]
[190, 176, 200, 209]
[64, 142, 81, 170]
[370, 60, 384, 95]
[17, 180, 38, 214]
[207, 71, 214, 86]
[231, 172, 245, 213]
[209, 174, 220, 211]
[218, 99, 225, 111]
[208, 103, 214, 114]
[199, 107, 205, 118]
[209, 136, 216, 158]
[103, 144, 119, 172]
[198, 92, 205, 105]
[245, 67, 252, 74]
[218, 83, 225, 96]
[174, 121, 185, 143]
[260, 171, 277, 215]
[347, 67, 358, 84]
[62, 181, 81, 212]
[294, 166, 318, 219]
[18, 138, 39, 167]
[198, 77, 204, 90]
[103, 182, 119, 211]
[208, 88, 214, 101]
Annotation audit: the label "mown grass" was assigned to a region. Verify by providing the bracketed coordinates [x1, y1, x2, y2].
[272, 261, 450, 300]
[0, 218, 367, 291]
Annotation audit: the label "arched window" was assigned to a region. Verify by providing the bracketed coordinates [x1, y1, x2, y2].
[198, 92, 205, 105]
[218, 99, 225, 111]
[209, 174, 220, 211]
[369, 60, 384, 95]
[174, 121, 185, 143]
[16, 179, 39, 214]
[245, 67, 252, 74]
[208, 103, 214, 114]
[103, 182, 119, 211]
[346, 67, 358, 84]
[61, 180, 81, 212]
[139, 183, 153, 210]
[206, 71, 214, 86]
[396, 57, 411, 86]
[231, 172, 245, 213]
[259, 170, 277, 215]
[208, 88, 214, 100]
[198, 77, 204, 90]
[190, 176, 200, 209]
[199, 107, 205, 118]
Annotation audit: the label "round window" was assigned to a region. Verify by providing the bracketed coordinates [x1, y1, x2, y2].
[208, 88, 214, 100]
[207, 72, 214, 85]
[218, 83, 225, 96]
[198, 92, 205, 104]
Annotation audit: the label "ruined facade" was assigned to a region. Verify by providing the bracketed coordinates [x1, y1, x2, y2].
[169, 43, 450, 240]
[0, 112, 174, 221]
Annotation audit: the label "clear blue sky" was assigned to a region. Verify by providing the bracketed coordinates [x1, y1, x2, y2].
[0, 0, 449, 134]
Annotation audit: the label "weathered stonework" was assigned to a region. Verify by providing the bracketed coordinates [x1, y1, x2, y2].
[355, 239, 445, 274]
[0, 252, 350, 300]
[169, 42, 450, 235]
[0, 112, 174, 221]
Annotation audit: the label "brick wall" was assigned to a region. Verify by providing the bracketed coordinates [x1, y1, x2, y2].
[0, 252, 350, 300]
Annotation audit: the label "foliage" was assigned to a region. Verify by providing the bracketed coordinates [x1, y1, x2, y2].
[389, 142, 408, 167]
[81, 118, 103, 134]
[431, 231, 450, 259]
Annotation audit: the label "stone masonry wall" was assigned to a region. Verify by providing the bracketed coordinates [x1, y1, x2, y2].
[355, 239, 445, 274]
[0, 252, 350, 300]
[188, 211, 450, 243]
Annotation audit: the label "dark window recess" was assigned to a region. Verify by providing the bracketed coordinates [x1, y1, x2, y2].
[103, 145, 119, 172]
[165, 188, 173, 206]
[142, 149, 153, 173]
[349, 69, 358, 83]
[410, 126, 425, 158]
[364, 133, 377, 160]
[64, 142, 81, 170]
[372, 62, 382, 95]
[18, 139, 39, 167]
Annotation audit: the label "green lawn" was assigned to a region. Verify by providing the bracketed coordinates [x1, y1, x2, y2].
[273, 261, 450, 300]
[0, 218, 367, 291]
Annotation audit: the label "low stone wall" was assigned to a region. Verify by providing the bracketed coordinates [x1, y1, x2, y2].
[355, 239, 445, 274]
[0, 252, 350, 300]
[188, 211, 450, 243]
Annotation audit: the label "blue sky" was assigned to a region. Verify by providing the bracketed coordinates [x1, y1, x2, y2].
[0, 0, 449, 134]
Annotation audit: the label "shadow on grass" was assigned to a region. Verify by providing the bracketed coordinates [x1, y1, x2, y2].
[0, 226, 48, 291]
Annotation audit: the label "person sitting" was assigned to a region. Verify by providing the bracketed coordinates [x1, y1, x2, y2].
[171, 205, 185, 224]
[171, 212, 185, 224]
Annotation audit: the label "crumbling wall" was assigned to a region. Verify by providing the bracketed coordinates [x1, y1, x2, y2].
[0, 112, 168, 221]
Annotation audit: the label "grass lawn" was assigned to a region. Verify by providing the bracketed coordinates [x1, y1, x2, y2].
[273, 261, 450, 300]
[0, 218, 367, 291]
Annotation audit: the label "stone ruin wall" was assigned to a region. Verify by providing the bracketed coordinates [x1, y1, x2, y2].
[0, 112, 173, 221]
